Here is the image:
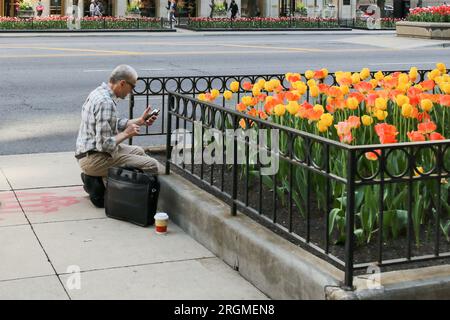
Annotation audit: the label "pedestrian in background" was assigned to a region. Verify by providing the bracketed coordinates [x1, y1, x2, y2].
[36, 1, 44, 17]
[169, 0, 177, 27]
[89, 0, 96, 16]
[229, 0, 238, 19]
[209, 0, 215, 18]
[94, 2, 102, 16]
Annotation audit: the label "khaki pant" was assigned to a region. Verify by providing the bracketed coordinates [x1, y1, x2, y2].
[78, 144, 163, 177]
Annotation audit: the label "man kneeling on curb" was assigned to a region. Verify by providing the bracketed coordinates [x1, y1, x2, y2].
[75, 64, 163, 208]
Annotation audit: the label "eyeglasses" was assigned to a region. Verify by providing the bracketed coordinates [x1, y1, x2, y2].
[125, 80, 136, 90]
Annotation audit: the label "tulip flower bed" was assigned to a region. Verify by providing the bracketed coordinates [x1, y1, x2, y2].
[407, 4, 450, 23]
[186, 17, 341, 30]
[0, 16, 164, 30]
[162, 65, 450, 285]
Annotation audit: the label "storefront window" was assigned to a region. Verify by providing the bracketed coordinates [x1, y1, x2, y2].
[176, 0, 196, 17]
[140, 0, 155, 16]
[50, 0, 61, 14]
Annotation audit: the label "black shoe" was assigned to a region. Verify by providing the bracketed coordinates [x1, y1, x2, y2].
[80, 173, 89, 194]
[89, 195, 105, 208]
[81, 173, 105, 208]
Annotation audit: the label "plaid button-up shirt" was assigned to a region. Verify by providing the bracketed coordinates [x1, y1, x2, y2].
[75, 83, 128, 156]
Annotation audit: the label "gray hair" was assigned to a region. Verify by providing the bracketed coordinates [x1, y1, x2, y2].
[109, 65, 138, 84]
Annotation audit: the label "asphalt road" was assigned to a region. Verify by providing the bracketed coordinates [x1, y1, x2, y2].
[0, 31, 449, 155]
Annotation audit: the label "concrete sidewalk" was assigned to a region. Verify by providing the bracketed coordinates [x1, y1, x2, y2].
[0, 152, 267, 300]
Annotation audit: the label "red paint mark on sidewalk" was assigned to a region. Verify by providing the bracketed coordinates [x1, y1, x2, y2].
[0, 190, 82, 216]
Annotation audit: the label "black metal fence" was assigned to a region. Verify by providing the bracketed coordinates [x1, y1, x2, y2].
[0, 17, 169, 30]
[183, 17, 399, 30]
[130, 70, 450, 288]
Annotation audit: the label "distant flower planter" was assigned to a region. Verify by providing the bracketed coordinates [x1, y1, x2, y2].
[18, 9, 34, 18]
[396, 21, 450, 39]
[125, 11, 141, 18]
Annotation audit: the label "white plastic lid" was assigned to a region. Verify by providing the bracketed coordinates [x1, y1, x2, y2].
[154, 212, 169, 220]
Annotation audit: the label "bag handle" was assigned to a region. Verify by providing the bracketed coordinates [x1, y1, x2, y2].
[120, 166, 144, 174]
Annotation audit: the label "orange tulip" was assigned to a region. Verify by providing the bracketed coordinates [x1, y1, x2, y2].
[375, 123, 398, 144]
[242, 82, 253, 91]
[365, 149, 381, 161]
[440, 95, 450, 106]
[407, 131, 426, 142]
[429, 132, 445, 140]
[420, 80, 435, 91]
[418, 121, 437, 134]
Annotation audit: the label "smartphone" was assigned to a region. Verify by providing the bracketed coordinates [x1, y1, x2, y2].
[144, 108, 160, 121]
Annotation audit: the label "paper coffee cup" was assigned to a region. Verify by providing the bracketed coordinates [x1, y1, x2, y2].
[154, 212, 169, 234]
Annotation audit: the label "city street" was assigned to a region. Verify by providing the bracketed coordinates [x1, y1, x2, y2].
[0, 30, 449, 155]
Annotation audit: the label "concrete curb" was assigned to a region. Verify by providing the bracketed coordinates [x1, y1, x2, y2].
[0, 29, 176, 33]
[0, 29, 396, 37]
[327, 264, 450, 300]
[158, 172, 343, 300]
[157, 169, 450, 300]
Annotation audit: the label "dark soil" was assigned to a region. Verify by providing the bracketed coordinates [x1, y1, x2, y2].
[151, 152, 450, 275]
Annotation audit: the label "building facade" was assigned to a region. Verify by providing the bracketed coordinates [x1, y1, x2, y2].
[0, 0, 448, 18]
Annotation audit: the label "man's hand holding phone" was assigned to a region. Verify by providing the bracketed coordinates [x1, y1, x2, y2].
[141, 106, 160, 126]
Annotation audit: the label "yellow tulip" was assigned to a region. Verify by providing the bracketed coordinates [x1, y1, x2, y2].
[293, 81, 307, 95]
[346, 97, 359, 110]
[274, 104, 286, 117]
[398, 73, 409, 84]
[321, 68, 329, 78]
[320, 113, 334, 127]
[395, 94, 409, 106]
[370, 79, 379, 89]
[230, 81, 240, 93]
[340, 85, 350, 95]
[264, 81, 275, 92]
[441, 83, 450, 94]
[252, 85, 261, 97]
[242, 96, 253, 106]
[375, 109, 388, 121]
[305, 70, 314, 79]
[361, 115, 373, 126]
[397, 82, 410, 93]
[360, 68, 370, 80]
[317, 121, 329, 133]
[198, 93, 206, 101]
[374, 71, 384, 81]
[375, 97, 387, 110]
[257, 79, 266, 88]
[310, 86, 319, 98]
[437, 62, 447, 73]
[313, 104, 324, 113]
[409, 67, 418, 81]
[270, 79, 281, 88]
[428, 69, 441, 80]
[223, 90, 232, 100]
[420, 99, 433, 112]
[401, 103, 412, 118]
[286, 101, 300, 115]
[211, 89, 220, 99]
[351, 72, 361, 84]
[307, 79, 316, 87]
